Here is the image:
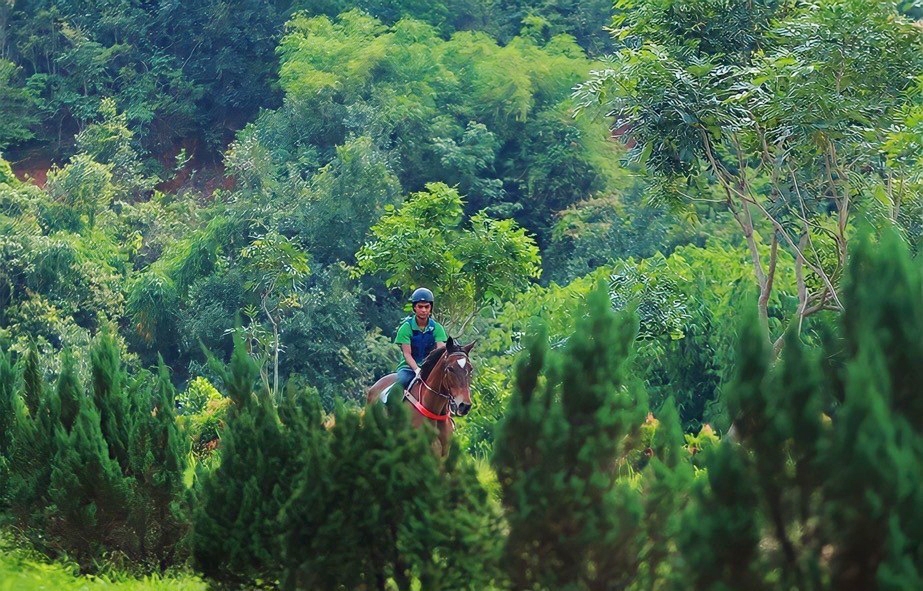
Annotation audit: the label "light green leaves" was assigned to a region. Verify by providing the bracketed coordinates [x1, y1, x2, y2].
[354, 182, 540, 332]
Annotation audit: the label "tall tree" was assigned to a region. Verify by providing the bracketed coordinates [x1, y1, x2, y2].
[354, 182, 541, 333]
[577, 0, 923, 349]
[677, 231, 923, 590]
[492, 285, 651, 590]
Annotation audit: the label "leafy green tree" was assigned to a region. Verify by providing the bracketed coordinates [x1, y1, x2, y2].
[75, 98, 155, 200]
[355, 182, 541, 333]
[278, 268, 394, 408]
[45, 154, 115, 230]
[240, 229, 311, 400]
[0, 58, 39, 149]
[295, 135, 402, 266]
[255, 11, 623, 245]
[4, 0, 284, 152]
[577, 0, 923, 348]
[125, 271, 181, 359]
[883, 76, 923, 249]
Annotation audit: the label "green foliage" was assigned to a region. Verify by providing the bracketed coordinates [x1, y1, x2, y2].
[75, 99, 155, 200]
[676, 231, 923, 590]
[0, 536, 207, 590]
[355, 182, 541, 332]
[492, 285, 652, 589]
[0, 59, 39, 149]
[3, 334, 188, 568]
[578, 0, 923, 340]
[295, 135, 403, 266]
[191, 337, 297, 584]
[3, 0, 284, 152]
[45, 155, 115, 230]
[0, 348, 21, 508]
[251, 11, 624, 243]
[125, 272, 180, 355]
[282, 397, 504, 590]
[481, 240, 780, 434]
[176, 377, 230, 455]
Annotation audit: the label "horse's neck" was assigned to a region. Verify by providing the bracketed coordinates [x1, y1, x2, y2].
[413, 362, 447, 414]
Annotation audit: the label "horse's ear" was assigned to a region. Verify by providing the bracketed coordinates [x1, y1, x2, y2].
[462, 340, 476, 354]
[446, 336, 455, 350]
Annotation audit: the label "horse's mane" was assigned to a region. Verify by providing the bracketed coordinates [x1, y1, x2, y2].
[419, 338, 460, 381]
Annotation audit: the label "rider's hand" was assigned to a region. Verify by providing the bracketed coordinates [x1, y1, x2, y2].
[413, 367, 421, 377]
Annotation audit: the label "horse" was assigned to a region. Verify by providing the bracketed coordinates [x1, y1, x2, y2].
[366, 337, 475, 457]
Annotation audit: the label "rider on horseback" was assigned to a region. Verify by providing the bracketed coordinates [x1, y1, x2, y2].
[392, 287, 447, 398]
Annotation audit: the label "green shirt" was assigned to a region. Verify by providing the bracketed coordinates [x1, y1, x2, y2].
[394, 317, 447, 370]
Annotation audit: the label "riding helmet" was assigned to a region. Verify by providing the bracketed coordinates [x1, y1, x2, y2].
[410, 287, 434, 304]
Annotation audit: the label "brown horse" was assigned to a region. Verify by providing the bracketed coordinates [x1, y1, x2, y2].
[366, 338, 475, 456]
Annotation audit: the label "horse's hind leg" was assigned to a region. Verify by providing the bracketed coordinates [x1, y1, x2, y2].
[367, 373, 398, 405]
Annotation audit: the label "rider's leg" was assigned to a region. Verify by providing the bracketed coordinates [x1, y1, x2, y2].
[386, 368, 415, 403]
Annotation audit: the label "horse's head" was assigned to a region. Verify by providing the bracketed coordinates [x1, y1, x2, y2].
[440, 338, 476, 416]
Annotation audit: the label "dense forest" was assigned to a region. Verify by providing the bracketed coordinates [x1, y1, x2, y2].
[1, 0, 922, 589]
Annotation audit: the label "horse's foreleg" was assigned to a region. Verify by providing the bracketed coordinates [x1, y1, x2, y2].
[435, 422, 454, 458]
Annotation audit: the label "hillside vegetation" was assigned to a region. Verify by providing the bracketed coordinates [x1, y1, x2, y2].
[2, 1, 923, 589]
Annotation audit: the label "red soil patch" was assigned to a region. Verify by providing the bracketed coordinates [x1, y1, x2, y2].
[10, 154, 54, 188]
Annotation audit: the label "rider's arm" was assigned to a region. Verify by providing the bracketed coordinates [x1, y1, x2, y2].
[434, 322, 448, 348]
[400, 343, 419, 371]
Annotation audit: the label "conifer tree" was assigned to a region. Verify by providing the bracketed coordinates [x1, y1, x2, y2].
[56, 351, 82, 433]
[823, 232, 923, 590]
[0, 348, 20, 510]
[282, 395, 500, 591]
[22, 342, 42, 417]
[192, 336, 299, 584]
[422, 444, 505, 591]
[493, 284, 650, 590]
[635, 398, 695, 589]
[677, 232, 923, 591]
[129, 358, 189, 568]
[90, 329, 133, 473]
[6, 351, 58, 532]
[46, 381, 134, 563]
[282, 400, 436, 590]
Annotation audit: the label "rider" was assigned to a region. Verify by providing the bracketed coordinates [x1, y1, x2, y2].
[393, 287, 447, 393]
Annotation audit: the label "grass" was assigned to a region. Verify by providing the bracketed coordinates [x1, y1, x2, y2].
[0, 534, 208, 591]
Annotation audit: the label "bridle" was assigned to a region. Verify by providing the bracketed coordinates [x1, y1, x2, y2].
[404, 351, 472, 422]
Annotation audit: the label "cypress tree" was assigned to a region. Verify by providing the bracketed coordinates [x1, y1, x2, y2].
[90, 329, 133, 473]
[493, 284, 649, 590]
[192, 336, 298, 584]
[128, 357, 189, 568]
[0, 348, 21, 510]
[6, 349, 59, 533]
[676, 232, 923, 591]
[282, 393, 499, 591]
[823, 232, 923, 590]
[46, 384, 134, 564]
[22, 343, 42, 417]
[422, 445, 505, 591]
[57, 351, 82, 433]
[635, 398, 695, 590]
[282, 399, 437, 590]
